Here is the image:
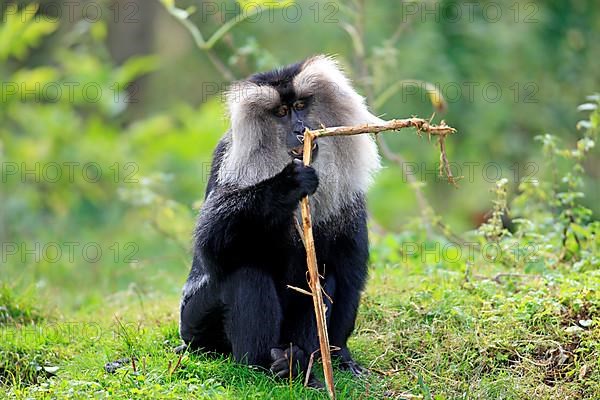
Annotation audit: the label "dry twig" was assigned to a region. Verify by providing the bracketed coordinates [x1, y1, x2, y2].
[306, 117, 458, 186]
[169, 347, 186, 376]
[299, 117, 457, 399]
[308, 117, 455, 138]
[300, 132, 336, 399]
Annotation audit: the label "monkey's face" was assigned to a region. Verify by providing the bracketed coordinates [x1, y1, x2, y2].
[270, 94, 317, 160]
[229, 57, 358, 161]
[226, 55, 379, 163]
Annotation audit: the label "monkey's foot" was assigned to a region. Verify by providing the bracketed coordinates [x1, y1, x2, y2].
[340, 360, 369, 377]
[270, 345, 327, 389]
[104, 358, 131, 373]
[306, 373, 324, 389]
[270, 345, 306, 379]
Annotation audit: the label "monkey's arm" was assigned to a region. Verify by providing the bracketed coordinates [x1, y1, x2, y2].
[196, 161, 317, 267]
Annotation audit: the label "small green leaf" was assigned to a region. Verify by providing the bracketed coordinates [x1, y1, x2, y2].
[91, 21, 108, 42]
[113, 55, 160, 85]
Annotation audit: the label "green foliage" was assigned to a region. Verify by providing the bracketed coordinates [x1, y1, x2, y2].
[0, 285, 44, 326]
[0, 347, 59, 387]
[509, 95, 600, 271]
[0, 3, 58, 61]
[358, 259, 600, 399]
[0, 4, 191, 301]
[0, 285, 55, 387]
[478, 178, 510, 242]
[160, 0, 293, 52]
[2, 253, 599, 398]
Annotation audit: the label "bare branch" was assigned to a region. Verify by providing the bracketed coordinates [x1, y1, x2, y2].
[308, 117, 456, 138]
[306, 118, 458, 185]
[299, 117, 457, 399]
[300, 132, 336, 399]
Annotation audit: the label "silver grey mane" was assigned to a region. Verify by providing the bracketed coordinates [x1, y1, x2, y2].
[217, 55, 381, 224]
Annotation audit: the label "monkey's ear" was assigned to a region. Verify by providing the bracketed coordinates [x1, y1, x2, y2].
[293, 55, 362, 106]
[225, 81, 279, 119]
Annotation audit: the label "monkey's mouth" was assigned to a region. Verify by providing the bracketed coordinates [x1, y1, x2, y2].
[289, 146, 303, 158]
[288, 141, 318, 160]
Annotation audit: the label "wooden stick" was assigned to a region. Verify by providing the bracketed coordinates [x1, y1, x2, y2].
[299, 117, 457, 399]
[307, 117, 459, 186]
[307, 117, 456, 138]
[300, 131, 335, 399]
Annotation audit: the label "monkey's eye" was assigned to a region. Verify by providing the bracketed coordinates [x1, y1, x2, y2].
[274, 105, 289, 117]
[293, 100, 306, 110]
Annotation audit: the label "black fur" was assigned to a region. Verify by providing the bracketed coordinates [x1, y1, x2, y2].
[180, 115, 369, 383]
[249, 61, 303, 104]
[248, 61, 303, 86]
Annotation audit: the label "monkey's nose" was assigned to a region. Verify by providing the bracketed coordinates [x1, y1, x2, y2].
[292, 120, 306, 137]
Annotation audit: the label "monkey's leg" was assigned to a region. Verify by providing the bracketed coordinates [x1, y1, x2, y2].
[221, 267, 282, 368]
[180, 276, 231, 354]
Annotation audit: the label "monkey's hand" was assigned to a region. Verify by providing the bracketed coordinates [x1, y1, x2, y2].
[277, 159, 319, 204]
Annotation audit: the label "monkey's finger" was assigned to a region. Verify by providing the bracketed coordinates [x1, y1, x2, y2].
[306, 374, 325, 389]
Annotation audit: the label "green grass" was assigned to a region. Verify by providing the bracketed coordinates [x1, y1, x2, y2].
[1, 242, 599, 399]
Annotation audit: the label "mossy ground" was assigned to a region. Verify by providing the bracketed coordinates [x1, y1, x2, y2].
[2, 244, 598, 399]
